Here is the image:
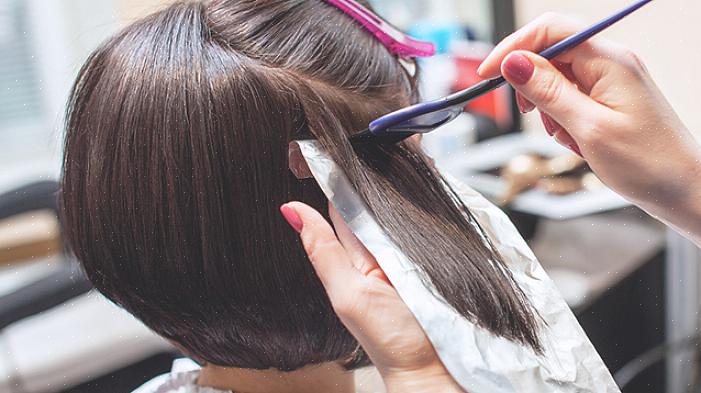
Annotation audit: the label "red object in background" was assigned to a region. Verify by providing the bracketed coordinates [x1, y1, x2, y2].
[452, 48, 514, 131]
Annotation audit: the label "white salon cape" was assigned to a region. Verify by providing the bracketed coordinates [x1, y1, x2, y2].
[132, 359, 222, 393]
[133, 358, 386, 393]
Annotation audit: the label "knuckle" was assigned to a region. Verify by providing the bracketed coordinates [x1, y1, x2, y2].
[618, 47, 647, 75]
[303, 237, 334, 263]
[537, 12, 582, 30]
[538, 12, 562, 25]
[531, 13, 561, 44]
[533, 13, 586, 47]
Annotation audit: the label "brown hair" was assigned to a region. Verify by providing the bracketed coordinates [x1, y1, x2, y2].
[60, 0, 541, 372]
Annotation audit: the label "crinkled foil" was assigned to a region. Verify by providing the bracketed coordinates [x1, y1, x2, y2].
[294, 140, 620, 393]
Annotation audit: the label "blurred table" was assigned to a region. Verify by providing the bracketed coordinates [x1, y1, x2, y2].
[441, 133, 631, 219]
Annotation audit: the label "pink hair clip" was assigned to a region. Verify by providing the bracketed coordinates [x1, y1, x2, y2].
[324, 0, 436, 58]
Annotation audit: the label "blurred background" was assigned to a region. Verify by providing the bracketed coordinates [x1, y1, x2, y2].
[0, 0, 699, 392]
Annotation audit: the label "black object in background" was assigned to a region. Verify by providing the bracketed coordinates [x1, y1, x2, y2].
[577, 251, 666, 392]
[490, 0, 521, 133]
[0, 180, 59, 220]
[60, 353, 179, 393]
[0, 180, 93, 328]
[0, 261, 92, 330]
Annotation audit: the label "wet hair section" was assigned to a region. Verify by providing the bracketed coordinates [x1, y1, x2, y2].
[60, 0, 541, 373]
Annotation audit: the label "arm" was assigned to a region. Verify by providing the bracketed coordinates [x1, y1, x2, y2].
[477, 13, 701, 246]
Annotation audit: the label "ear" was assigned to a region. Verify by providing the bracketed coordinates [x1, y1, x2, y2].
[288, 141, 313, 179]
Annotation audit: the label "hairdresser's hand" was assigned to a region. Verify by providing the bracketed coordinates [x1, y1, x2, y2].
[478, 13, 701, 244]
[280, 202, 464, 393]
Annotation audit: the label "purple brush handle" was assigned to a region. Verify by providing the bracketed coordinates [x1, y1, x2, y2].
[368, 0, 654, 136]
[540, 0, 652, 59]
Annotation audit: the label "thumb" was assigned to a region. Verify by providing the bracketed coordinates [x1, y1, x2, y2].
[501, 51, 601, 133]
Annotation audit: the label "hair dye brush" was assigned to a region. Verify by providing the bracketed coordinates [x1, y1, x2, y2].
[350, 0, 654, 145]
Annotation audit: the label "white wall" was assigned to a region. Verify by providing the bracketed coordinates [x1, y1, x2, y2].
[115, 0, 171, 23]
[514, 0, 701, 135]
[27, 0, 118, 136]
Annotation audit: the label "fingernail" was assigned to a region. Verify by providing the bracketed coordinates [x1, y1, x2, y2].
[540, 112, 555, 136]
[503, 53, 534, 85]
[568, 144, 583, 158]
[280, 203, 303, 233]
[517, 94, 535, 114]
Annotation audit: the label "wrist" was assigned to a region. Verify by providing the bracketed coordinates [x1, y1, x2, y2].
[380, 363, 464, 393]
[669, 164, 701, 246]
[639, 147, 701, 245]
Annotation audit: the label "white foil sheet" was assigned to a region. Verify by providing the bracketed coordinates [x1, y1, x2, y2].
[295, 140, 620, 393]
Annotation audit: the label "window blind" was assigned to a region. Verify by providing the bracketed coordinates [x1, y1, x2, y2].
[0, 0, 44, 132]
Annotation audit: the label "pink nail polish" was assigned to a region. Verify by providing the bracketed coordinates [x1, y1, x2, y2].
[540, 112, 555, 136]
[517, 95, 535, 114]
[503, 53, 535, 85]
[568, 144, 583, 158]
[280, 203, 303, 233]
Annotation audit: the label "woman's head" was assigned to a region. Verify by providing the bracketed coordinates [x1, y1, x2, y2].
[61, 0, 412, 371]
[61, 0, 540, 372]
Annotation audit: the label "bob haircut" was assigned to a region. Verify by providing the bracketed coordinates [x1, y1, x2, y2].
[60, 0, 541, 372]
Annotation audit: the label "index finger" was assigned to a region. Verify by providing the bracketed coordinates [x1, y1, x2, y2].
[283, 202, 361, 302]
[328, 204, 379, 274]
[477, 13, 593, 78]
